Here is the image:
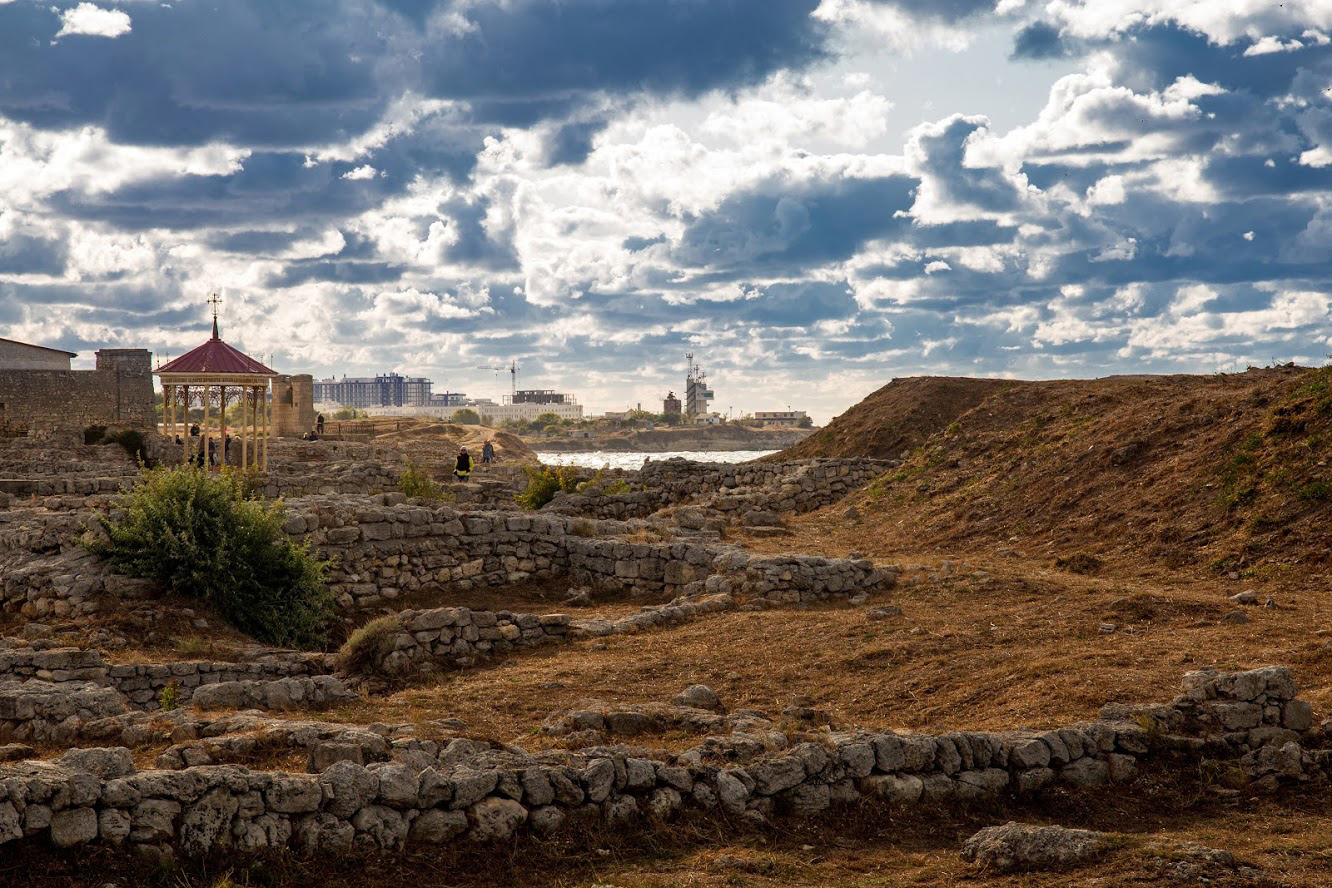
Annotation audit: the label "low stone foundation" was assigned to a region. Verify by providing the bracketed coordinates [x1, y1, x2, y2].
[0, 666, 1319, 858]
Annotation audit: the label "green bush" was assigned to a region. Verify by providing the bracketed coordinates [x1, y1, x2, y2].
[397, 461, 452, 500]
[337, 616, 403, 675]
[85, 465, 334, 648]
[515, 464, 581, 510]
[450, 408, 481, 425]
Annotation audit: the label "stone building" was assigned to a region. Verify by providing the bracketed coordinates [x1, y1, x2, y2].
[272, 374, 316, 438]
[0, 337, 76, 371]
[0, 338, 153, 435]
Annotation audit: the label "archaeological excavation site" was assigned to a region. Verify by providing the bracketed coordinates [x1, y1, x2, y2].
[5, 366, 1332, 886]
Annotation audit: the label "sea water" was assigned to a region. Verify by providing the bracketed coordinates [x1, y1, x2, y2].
[535, 450, 778, 470]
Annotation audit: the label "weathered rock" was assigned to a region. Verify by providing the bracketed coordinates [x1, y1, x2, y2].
[469, 797, 527, 841]
[49, 808, 98, 848]
[962, 822, 1111, 873]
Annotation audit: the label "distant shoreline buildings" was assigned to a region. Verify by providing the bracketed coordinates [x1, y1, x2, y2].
[312, 356, 807, 427]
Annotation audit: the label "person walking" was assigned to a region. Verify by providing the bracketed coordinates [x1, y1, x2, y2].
[481, 440, 495, 464]
[316, 413, 325, 436]
[453, 447, 472, 482]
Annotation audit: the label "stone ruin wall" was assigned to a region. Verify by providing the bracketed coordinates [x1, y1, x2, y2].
[271, 375, 316, 439]
[547, 458, 891, 520]
[286, 496, 891, 609]
[0, 666, 1320, 858]
[0, 349, 154, 437]
[1, 486, 892, 620]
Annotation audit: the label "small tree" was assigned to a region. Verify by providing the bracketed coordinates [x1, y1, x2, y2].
[85, 465, 334, 648]
[797, 415, 813, 428]
[451, 408, 481, 425]
[530, 412, 563, 431]
[515, 465, 581, 510]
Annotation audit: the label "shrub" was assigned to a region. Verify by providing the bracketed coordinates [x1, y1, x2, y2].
[158, 680, 181, 712]
[604, 479, 633, 495]
[337, 616, 403, 675]
[515, 464, 581, 510]
[332, 407, 367, 420]
[450, 408, 481, 425]
[85, 465, 334, 648]
[397, 461, 451, 500]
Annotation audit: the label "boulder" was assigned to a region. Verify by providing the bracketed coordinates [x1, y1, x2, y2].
[962, 822, 1111, 873]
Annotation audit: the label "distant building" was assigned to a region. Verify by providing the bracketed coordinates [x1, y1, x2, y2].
[509, 389, 570, 405]
[754, 410, 808, 428]
[662, 391, 682, 416]
[313, 373, 432, 408]
[428, 392, 468, 408]
[0, 337, 76, 371]
[685, 353, 715, 417]
[693, 413, 723, 426]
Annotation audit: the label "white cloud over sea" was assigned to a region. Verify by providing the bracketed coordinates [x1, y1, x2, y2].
[1, 0, 1330, 421]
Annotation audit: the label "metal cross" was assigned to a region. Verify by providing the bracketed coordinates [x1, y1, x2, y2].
[208, 292, 222, 322]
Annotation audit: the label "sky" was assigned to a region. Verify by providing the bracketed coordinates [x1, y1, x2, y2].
[1, 1, 1331, 422]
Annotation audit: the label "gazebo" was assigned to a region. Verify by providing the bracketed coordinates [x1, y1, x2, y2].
[156, 304, 277, 471]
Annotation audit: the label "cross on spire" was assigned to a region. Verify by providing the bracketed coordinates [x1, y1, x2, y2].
[208, 292, 222, 339]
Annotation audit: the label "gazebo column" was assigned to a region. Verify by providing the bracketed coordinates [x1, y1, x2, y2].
[204, 384, 212, 471]
[221, 385, 229, 467]
[241, 387, 249, 470]
[181, 386, 190, 465]
[261, 384, 269, 471]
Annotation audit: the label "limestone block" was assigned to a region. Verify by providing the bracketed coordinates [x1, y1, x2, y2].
[409, 808, 468, 844]
[49, 807, 98, 848]
[180, 787, 240, 856]
[861, 774, 923, 805]
[469, 797, 527, 841]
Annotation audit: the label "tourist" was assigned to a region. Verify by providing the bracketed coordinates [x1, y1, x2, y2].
[482, 440, 495, 464]
[316, 413, 325, 435]
[454, 447, 472, 482]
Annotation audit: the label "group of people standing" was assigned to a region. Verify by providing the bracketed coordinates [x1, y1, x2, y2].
[453, 440, 495, 481]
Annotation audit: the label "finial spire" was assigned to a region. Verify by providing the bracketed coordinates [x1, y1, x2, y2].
[208, 292, 222, 339]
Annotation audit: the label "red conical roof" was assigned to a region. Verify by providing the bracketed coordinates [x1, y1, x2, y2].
[158, 323, 275, 375]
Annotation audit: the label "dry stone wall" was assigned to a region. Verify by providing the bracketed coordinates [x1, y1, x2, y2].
[345, 592, 738, 678]
[0, 647, 333, 712]
[547, 458, 890, 520]
[289, 496, 893, 608]
[0, 667, 1321, 859]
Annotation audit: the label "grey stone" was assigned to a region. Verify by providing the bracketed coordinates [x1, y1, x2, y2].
[318, 761, 379, 818]
[962, 822, 1110, 873]
[179, 787, 239, 857]
[469, 797, 527, 841]
[49, 808, 98, 848]
[862, 773, 924, 805]
[409, 808, 468, 844]
[351, 804, 408, 849]
[57, 747, 134, 778]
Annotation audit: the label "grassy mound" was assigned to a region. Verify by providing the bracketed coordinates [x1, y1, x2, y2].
[86, 465, 334, 648]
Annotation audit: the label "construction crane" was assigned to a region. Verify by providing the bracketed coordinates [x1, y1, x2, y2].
[475, 360, 518, 396]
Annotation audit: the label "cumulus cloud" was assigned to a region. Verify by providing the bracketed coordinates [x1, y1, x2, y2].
[2, 0, 1331, 419]
[54, 3, 131, 40]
